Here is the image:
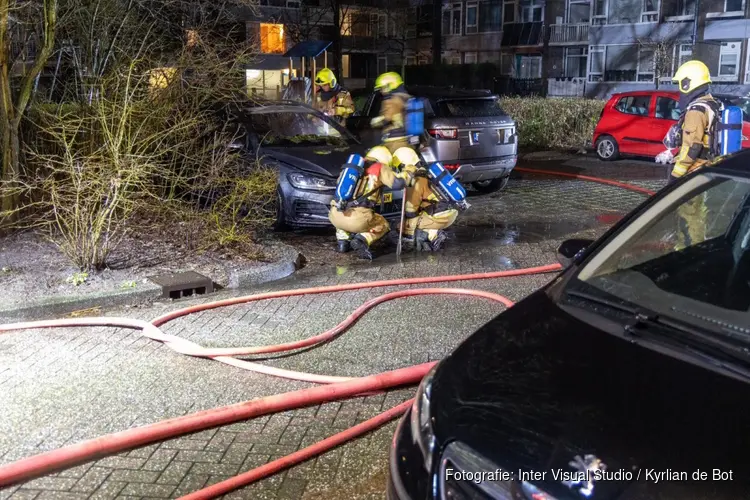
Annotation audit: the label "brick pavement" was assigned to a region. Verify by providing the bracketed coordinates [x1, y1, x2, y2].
[0, 171, 667, 500]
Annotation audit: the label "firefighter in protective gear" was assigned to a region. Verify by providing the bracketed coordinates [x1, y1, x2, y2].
[669, 60, 719, 250]
[370, 72, 412, 153]
[391, 147, 457, 252]
[314, 68, 355, 126]
[328, 146, 415, 259]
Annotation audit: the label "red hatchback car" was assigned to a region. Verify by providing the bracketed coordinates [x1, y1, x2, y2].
[593, 90, 750, 161]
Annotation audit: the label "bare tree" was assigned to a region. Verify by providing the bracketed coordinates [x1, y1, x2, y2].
[636, 23, 686, 89]
[382, 0, 430, 79]
[0, 0, 58, 223]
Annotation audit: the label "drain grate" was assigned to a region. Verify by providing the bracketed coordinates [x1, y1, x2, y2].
[148, 271, 214, 300]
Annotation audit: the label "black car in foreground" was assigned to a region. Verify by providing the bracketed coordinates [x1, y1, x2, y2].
[227, 101, 404, 229]
[388, 149, 750, 499]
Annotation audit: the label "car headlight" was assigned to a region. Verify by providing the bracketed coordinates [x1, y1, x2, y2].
[287, 172, 335, 191]
[410, 365, 437, 472]
[520, 481, 559, 499]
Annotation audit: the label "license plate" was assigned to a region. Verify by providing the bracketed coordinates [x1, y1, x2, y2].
[382, 192, 393, 203]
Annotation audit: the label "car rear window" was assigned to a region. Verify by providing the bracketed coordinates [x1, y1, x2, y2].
[433, 98, 505, 118]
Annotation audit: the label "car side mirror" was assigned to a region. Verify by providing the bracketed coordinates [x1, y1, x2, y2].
[557, 238, 594, 267]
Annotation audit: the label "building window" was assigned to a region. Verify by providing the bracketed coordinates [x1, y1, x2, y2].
[479, 1, 502, 32]
[672, 44, 693, 73]
[592, 0, 607, 25]
[641, 0, 658, 22]
[503, 0, 515, 24]
[342, 55, 350, 78]
[406, 56, 416, 66]
[466, 2, 478, 34]
[500, 53, 514, 75]
[565, 47, 588, 78]
[517, 55, 542, 78]
[521, 0, 543, 22]
[286, 0, 300, 8]
[443, 4, 462, 35]
[725, 0, 743, 12]
[260, 23, 285, 54]
[637, 47, 654, 82]
[418, 55, 429, 65]
[672, 0, 695, 16]
[378, 56, 388, 74]
[588, 45, 605, 82]
[718, 41, 740, 80]
[464, 52, 478, 64]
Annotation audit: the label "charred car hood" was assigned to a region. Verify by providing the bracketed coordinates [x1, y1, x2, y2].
[264, 146, 361, 178]
[431, 289, 750, 498]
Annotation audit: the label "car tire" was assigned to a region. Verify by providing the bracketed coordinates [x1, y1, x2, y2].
[472, 176, 509, 194]
[595, 135, 620, 161]
[273, 188, 291, 232]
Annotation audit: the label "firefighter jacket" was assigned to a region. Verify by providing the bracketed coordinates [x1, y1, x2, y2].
[314, 87, 355, 124]
[672, 94, 720, 179]
[371, 89, 411, 142]
[343, 162, 412, 208]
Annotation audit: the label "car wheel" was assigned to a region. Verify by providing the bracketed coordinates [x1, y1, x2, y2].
[273, 188, 291, 232]
[596, 135, 620, 161]
[472, 176, 509, 194]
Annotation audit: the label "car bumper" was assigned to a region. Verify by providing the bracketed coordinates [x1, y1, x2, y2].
[279, 178, 404, 229]
[387, 408, 430, 500]
[451, 156, 517, 184]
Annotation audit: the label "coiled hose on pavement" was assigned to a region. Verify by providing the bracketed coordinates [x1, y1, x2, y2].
[0, 170, 657, 498]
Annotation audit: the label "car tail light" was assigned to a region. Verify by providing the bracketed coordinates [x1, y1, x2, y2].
[444, 164, 460, 170]
[428, 128, 458, 140]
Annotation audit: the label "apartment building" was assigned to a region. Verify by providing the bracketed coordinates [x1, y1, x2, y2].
[244, 0, 750, 98]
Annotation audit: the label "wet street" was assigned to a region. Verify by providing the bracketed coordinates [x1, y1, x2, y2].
[0, 156, 667, 500]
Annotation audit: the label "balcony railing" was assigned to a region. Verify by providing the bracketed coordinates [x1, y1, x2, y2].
[548, 23, 590, 44]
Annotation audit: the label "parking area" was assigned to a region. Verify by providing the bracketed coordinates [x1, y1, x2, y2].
[0, 158, 668, 500]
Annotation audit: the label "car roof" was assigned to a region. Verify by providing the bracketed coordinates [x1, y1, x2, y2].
[713, 148, 750, 175]
[610, 90, 679, 99]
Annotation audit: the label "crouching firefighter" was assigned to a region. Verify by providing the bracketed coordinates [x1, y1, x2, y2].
[661, 60, 743, 250]
[329, 146, 415, 259]
[391, 147, 470, 252]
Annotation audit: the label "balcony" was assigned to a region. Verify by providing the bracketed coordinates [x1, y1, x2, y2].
[501, 22, 545, 47]
[548, 23, 590, 45]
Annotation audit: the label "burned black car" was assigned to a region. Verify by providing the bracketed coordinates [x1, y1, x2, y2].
[227, 101, 404, 229]
[388, 150, 750, 499]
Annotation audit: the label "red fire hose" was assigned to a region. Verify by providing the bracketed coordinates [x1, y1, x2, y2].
[0, 170, 657, 498]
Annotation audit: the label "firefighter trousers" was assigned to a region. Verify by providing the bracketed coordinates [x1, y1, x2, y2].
[328, 204, 390, 246]
[404, 209, 458, 241]
[676, 193, 707, 251]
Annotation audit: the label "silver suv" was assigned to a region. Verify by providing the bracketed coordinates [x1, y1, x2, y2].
[347, 87, 518, 193]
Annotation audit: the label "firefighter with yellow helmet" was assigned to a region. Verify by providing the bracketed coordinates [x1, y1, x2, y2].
[391, 147, 457, 252]
[314, 68, 355, 126]
[371, 72, 413, 153]
[663, 60, 721, 250]
[328, 146, 415, 259]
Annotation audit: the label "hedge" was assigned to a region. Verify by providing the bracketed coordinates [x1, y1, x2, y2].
[499, 97, 606, 151]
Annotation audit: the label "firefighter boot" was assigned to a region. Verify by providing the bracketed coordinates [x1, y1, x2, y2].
[350, 235, 374, 260]
[336, 240, 351, 253]
[414, 230, 431, 252]
[429, 230, 448, 251]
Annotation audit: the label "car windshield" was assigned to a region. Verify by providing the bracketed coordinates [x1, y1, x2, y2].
[433, 98, 505, 118]
[247, 111, 352, 147]
[575, 173, 750, 336]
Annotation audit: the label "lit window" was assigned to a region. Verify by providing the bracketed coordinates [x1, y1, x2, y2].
[149, 67, 177, 89]
[260, 23, 285, 54]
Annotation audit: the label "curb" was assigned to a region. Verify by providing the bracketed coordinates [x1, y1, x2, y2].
[0, 243, 303, 322]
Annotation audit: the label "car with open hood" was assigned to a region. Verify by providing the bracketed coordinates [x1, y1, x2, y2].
[388, 148, 750, 499]
[224, 101, 404, 229]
